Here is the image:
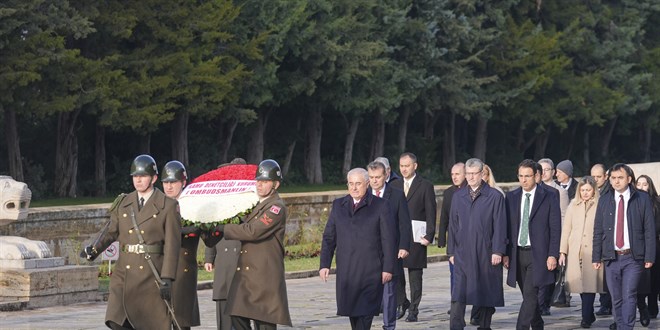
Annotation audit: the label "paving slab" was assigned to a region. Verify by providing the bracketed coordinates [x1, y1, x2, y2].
[0, 261, 657, 330]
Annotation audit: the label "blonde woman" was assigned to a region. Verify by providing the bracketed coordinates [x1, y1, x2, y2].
[558, 176, 604, 328]
[482, 164, 505, 196]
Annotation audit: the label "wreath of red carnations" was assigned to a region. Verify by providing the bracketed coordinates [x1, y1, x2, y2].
[178, 164, 259, 230]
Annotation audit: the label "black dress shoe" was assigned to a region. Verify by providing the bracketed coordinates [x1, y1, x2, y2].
[580, 320, 592, 328]
[609, 322, 617, 330]
[540, 306, 551, 316]
[396, 300, 410, 320]
[596, 307, 612, 316]
[405, 313, 418, 322]
[470, 318, 480, 326]
[640, 307, 651, 327]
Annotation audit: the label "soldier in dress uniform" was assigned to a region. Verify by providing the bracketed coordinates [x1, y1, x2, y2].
[81, 154, 181, 330]
[161, 160, 202, 330]
[212, 159, 292, 330]
[204, 157, 245, 330]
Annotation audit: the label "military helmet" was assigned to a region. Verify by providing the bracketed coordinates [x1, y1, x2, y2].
[130, 154, 158, 176]
[255, 159, 282, 181]
[161, 161, 187, 182]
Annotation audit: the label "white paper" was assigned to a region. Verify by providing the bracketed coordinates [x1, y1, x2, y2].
[411, 220, 428, 243]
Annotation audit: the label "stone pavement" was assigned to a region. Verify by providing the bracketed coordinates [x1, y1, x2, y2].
[1, 261, 657, 330]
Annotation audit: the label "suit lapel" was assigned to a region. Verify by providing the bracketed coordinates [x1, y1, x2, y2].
[406, 176, 421, 200]
[511, 188, 522, 229]
[382, 185, 392, 200]
[528, 184, 544, 221]
[137, 189, 163, 226]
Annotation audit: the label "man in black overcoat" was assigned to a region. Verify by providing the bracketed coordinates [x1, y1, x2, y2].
[320, 167, 397, 330]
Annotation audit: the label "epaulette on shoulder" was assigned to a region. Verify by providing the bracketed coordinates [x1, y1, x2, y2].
[109, 193, 127, 212]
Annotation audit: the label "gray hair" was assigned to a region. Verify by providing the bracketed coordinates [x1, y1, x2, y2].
[374, 157, 391, 169]
[347, 168, 369, 182]
[538, 158, 554, 169]
[367, 161, 386, 173]
[465, 158, 484, 172]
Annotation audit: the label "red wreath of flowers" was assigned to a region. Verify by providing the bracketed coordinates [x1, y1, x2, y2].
[192, 164, 258, 183]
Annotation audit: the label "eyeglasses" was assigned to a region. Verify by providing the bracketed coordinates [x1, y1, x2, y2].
[465, 171, 482, 177]
[347, 182, 365, 188]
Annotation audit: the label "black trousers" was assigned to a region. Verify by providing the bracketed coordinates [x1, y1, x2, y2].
[215, 299, 232, 330]
[516, 248, 544, 330]
[232, 316, 276, 330]
[397, 268, 423, 314]
[450, 301, 495, 330]
[348, 316, 374, 330]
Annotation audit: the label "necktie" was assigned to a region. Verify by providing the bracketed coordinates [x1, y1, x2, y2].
[616, 195, 624, 249]
[561, 184, 568, 189]
[376, 190, 381, 197]
[404, 181, 410, 196]
[139, 197, 145, 211]
[519, 193, 531, 246]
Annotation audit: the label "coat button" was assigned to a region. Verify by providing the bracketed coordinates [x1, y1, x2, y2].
[236, 267, 241, 271]
[139, 266, 143, 270]
[184, 234, 189, 238]
[153, 215, 157, 218]
[245, 266, 250, 270]
[224, 248, 228, 252]
[126, 265, 131, 269]
[141, 230, 145, 234]
[184, 268, 188, 272]
[123, 214, 127, 218]
[129, 229, 133, 234]
[184, 251, 188, 256]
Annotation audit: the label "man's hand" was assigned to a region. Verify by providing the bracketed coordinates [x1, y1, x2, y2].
[159, 278, 172, 301]
[382, 272, 393, 284]
[181, 225, 201, 236]
[420, 237, 430, 246]
[503, 256, 510, 269]
[645, 262, 653, 269]
[546, 256, 557, 271]
[449, 256, 454, 265]
[319, 268, 330, 282]
[398, 249, 409, 259]
[593, 262, 602, 270]
[558, 253, 566, 266]
[491, 254, 502, 266]
[204, 263, 213, 272]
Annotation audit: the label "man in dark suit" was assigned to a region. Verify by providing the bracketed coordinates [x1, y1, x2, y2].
[391, 152, 437, 322]
[592, 163, 656, 330]
[368, 161, 411, 330]
[375, 156, 401, 183]
[320, 167, 397, 330]
[505, 159, 561, 330]
[590, 163, 613, 316]
[555, 159, 578, 200]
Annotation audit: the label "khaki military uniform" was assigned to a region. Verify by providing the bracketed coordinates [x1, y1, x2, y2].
[96, 189, 181, 329]
[171, 234, 201, 328]
[224, 192, 292, 326]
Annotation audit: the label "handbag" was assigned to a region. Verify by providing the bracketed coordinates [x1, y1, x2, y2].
[551, 265, 568, 307]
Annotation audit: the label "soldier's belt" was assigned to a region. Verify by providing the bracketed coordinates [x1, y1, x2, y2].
[122, 243, 163, 254]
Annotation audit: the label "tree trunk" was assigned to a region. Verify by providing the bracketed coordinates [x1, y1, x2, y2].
[217, 117, 239, 164]
[442, 112, 456, 174]
[342, 117, 361, 178]
[397, 106, 410, 153]
[3, 106, 24, 182]
[600, 117, 617, 159]
[94, 123, 106, 197]
[642, 121, 651, 162]
[247, 109, 271, 164]
[473, 116, 488, 161]
[533, 129, 550, 161]
[369, 111, 385, 161]
[565, 122, 578, 160]
[171, 110, 189, 166]
[282, 117, 302, 177]
[54, 110, 80, 197]
[304, 107, 323, 184]
[423, 111, 439, 141]
[139, 134, 151, 154]
[582, 127, 590, 168]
